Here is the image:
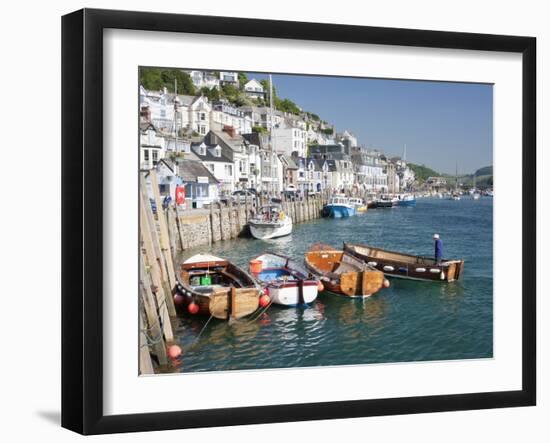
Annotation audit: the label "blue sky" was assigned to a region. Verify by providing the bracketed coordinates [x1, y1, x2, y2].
[249, 72, 493, 175]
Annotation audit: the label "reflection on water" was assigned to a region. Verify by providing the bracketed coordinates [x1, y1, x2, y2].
[161, 198, 493, 373]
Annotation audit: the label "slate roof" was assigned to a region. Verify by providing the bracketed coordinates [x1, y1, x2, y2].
[159, 158, 219, 184]
[190, 142, 233, 163]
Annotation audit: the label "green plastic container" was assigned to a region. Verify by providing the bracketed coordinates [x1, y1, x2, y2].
[200, 275, 212, 286]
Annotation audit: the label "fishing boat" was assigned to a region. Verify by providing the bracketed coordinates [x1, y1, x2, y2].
[348, 197, 368, 213]
[175, 253, 263, 320]
[375, 194, 398, 208]
[248, 204, 292, 240]
[470, 174, 481, 200]
[343, 243, 464, 282]
[249, 252, 319, 306]
[397, 194, 416, 206]
[305, 244, 389, 297]
[322, 195, 356, 218]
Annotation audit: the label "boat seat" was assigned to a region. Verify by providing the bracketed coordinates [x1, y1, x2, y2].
[220, 270, 244, 288]
[333, 262, 357, 275]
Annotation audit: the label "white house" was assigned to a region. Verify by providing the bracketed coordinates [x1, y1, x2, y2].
[188, 71, 220, 90]
[219, 72, 239, 85]
[190, 142, 235, 194]
[140, 124, 166, 170]
[210, 101, 253, 135]
[272, 123, 308, 157]
[243, 79, 265, 100]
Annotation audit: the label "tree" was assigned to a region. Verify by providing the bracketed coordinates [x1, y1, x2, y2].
[238, 72, 248, 89]
[139, 68, 196, 95]
[276, 98, 301, 114]
[200, 86, 220, 102]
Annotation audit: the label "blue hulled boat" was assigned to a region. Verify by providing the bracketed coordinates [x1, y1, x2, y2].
[322, 196, 356, 218]
[397, 194, 416, 207]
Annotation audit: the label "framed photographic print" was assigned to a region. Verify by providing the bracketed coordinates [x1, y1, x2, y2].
[61, 8, 536, 435]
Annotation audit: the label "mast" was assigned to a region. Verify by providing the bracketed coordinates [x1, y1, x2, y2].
[269, 74, 276, 196]
[455, 161, 458, 192]
[173, 78, 178, 153]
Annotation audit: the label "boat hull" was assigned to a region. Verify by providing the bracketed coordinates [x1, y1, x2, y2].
[177, 255, 261, 320]
[252, 252, 319, 306]
[305, 249, 386, 297]
[249, 218, 292, 240]
[323, 205, 356, 218]
[343, 243, 464, 283]
[397, 199, 416, 207]
[267, 281, 318, 306]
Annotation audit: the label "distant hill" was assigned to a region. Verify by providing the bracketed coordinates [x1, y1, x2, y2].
[475, 166, 493, 177]
[407, 163, 440, 184]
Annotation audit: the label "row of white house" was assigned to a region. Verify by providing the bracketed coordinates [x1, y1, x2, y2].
[140, 123, 415, 207]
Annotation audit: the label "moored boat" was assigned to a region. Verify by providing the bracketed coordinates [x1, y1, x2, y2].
[305, 244, 389, 297]
[343, 243, 464, 282]
[175, 253, 263, 320]
[348, 197, 368, 213]
[322, 195, 356, 218]
[375, 194, 398, 208]
[397, 194, 416, 206]
[249, 204, 292, 240]
[250, 252, 319, 306]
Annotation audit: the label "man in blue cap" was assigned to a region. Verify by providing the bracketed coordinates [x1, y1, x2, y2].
[433, 233, 442, 264]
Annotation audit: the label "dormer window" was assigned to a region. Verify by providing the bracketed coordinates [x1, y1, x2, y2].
[214, 146, 221, 157]
[199, 144, 206, 156]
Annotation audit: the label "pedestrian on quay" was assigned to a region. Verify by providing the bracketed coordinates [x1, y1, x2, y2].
[433, 233, 443, 264]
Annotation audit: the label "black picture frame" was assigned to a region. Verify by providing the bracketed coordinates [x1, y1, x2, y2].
[61, 8, 536, 435]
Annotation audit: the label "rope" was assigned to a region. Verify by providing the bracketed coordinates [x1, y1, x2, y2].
[186, 314, 215, 351]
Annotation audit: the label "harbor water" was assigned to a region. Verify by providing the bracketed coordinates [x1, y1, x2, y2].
[167, 197, 493, 373]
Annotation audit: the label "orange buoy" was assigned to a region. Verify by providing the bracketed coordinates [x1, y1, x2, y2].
[259, 294, 270, 308]
[249, 259, 263, 274]
[317, 281, 324, 292]
[167, 345, 182, 359]
[188, 302, 199, 314]
[173, 294, 185, 306]
[383, 279, 390, 288]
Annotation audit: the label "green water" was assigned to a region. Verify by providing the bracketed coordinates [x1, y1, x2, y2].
[166, 197, 493, 373]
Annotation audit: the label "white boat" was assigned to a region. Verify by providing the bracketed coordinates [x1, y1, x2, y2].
[249, 205, 292, 240]
[471, 174, 481, 199]
[348, 197, 367, 213]
[250, 252, 319, 306]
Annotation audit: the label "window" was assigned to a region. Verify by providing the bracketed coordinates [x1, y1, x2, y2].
[224, 164, 233, 176]
[200, 126, 206, 135]
[160, 109, 166, 118]
[207, 164, 214, 173]
[200, 113, 206, 121]
[152, 150, 158, 164]
[144, 149, 149, 161]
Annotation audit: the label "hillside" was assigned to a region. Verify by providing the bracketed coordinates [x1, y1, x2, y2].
[407, 163, 440, 184]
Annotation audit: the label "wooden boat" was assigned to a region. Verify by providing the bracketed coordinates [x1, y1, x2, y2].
[304, 244, 388, 297]
[250, 252, 319, 306]
[175, 253, 262, 320]
[343, 243, 464, 282]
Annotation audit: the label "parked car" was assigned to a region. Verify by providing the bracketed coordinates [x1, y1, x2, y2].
[219, 190, 256, 206]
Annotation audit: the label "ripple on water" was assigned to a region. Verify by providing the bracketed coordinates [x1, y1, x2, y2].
[165, 198, 493, 374]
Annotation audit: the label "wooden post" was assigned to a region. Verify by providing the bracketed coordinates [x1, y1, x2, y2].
[218, 202, 225, 241]
[148, 170, 178, 291]
[245, 196, 249, 223]
[139, 310, 155, 375]
[230, 286, 237, 319]
[140, 255, 170, 362]
[140, 183, 177, 317]
[210, 202, 215, 243]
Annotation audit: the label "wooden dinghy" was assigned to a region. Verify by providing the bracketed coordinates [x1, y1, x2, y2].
[304, 244, 389, 297]
[250, 252, 319, 306]
[343, 243, 464, 282]
[175, 253, 262, 320]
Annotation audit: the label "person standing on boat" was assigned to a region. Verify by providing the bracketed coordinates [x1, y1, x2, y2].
[433, 234, 443, 264]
